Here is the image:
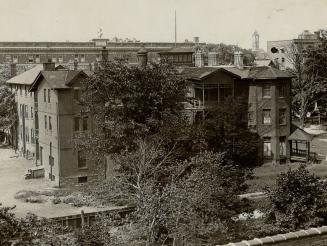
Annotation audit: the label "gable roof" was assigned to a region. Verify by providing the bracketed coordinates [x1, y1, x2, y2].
[6, 65, 43, 85]
[29, 70, 86, 91]
[181, 66, 292, 81]
[289, 124, 314, 141]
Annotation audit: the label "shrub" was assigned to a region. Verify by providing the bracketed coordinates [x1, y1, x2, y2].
[266, 165, 327, 229]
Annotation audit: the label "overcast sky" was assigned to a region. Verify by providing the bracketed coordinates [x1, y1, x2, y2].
[0, 0, 326, 50]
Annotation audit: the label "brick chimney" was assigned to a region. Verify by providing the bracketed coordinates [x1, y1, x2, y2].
[43, 59, 55, 71]
[137, 47, 148, 68]
[194, 50, 205, 67]
[73, 60, 78, 71]
[234, 51, 244, 69]
[208, 51, 219, 66]
[10, 63, 16, 78]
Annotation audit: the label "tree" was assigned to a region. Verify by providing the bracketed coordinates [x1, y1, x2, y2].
[0, 203, 75, 245]
[203, 97, 260, 168]
[286, 37, 327, 127]
[91, 146, 251, 245]
[0, 85, 17, 144]
[77, 59, 188, 158]
[266, 165, 327, 230]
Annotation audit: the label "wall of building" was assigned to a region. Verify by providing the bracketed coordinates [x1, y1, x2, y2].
[248, 79, 291, 163]
[37, 79, 60, 186]
[10, 84, 36, 159]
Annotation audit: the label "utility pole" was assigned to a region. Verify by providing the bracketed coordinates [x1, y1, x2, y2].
[174, 10, 177, 46]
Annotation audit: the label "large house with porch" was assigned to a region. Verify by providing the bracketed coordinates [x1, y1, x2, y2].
[180, 54, 297, 164]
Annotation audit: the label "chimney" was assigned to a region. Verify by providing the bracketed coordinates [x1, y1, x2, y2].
[10, 63, 16, 78]
[208, 51, 219, 66]
[194, 50, 204, 67]
[234, 51, 244, 69]
[43, 59, 55, 71]
[73, 60, 78, 71]
[193, 37, 199, 44]
[101, 47, 108, 62]
[137, 47, 148, 68]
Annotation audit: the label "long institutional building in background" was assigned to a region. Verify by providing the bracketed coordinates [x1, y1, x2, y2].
[0, 37, 202, 68]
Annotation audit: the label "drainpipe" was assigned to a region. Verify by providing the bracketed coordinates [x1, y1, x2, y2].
[56, 100, 61, 188]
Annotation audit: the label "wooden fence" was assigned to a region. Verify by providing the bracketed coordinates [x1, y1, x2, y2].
[50, 206, 135, 230]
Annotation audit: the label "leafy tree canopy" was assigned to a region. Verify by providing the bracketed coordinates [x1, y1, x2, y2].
[78, 60, 188, 156]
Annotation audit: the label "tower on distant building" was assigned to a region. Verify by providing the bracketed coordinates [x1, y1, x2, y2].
[252, 30, 259, 51]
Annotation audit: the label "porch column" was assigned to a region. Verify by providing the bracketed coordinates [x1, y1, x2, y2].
[307, 141, 310, 162]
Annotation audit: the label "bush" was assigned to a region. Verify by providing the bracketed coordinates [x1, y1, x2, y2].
[266, 165, 327, 230]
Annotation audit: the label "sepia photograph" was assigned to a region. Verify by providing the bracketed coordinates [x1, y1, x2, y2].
[1, 0, 327, 245]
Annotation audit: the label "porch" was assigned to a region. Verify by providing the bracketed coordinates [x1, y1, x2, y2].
[289, 124, 314, 162]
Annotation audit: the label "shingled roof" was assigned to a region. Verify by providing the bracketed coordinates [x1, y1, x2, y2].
[181, 66, 292, 81]
[29, 70, 86, 91]
[6, 65, 43, 85]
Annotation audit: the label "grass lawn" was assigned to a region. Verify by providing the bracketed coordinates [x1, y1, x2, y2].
[247, 133, 327, 192]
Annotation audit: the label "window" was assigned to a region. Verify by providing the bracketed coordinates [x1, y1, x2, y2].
[52, 57, 56, 63]
[49, 116, 52, 131]
[279, 137, 286, 157]
[263, 85, 271, 97]
[31, 129, 34, 144]
[25, 105, 28, 118]
[25, 85, 27, 96]
[26, 127, 29, 143]
[263, 137, 272, 157]
[44, 115, 47, 129]
[78, 151, 87, 168]
[31, 107, 33, 118]
[13, 55, 18, 63]
[35, 54, 40, 63]
[19, 85, 22, 95]
[5, 54, 12, 62]
[82, 117, 88, 131]
[74, 89, 80, 101]
[78, 176, 88, 183]
[248, 111, 255, 125]
[281, 57, 285, 62]
[74, 117, 80, 131]
[80, 54, 85, 62]
[28, 55, 34, 63]
[279, 108, 287, 125]
[263, 109, 272, 124]
[48, 89, 51, 103]
[44, 89, 46, 102]
[58, 56, 63, 63]
[279, 84, 287, 97]
[74, 54, 79, 61]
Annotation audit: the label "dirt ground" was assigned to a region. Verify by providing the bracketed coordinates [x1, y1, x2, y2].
[0, 145, 113, 218]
